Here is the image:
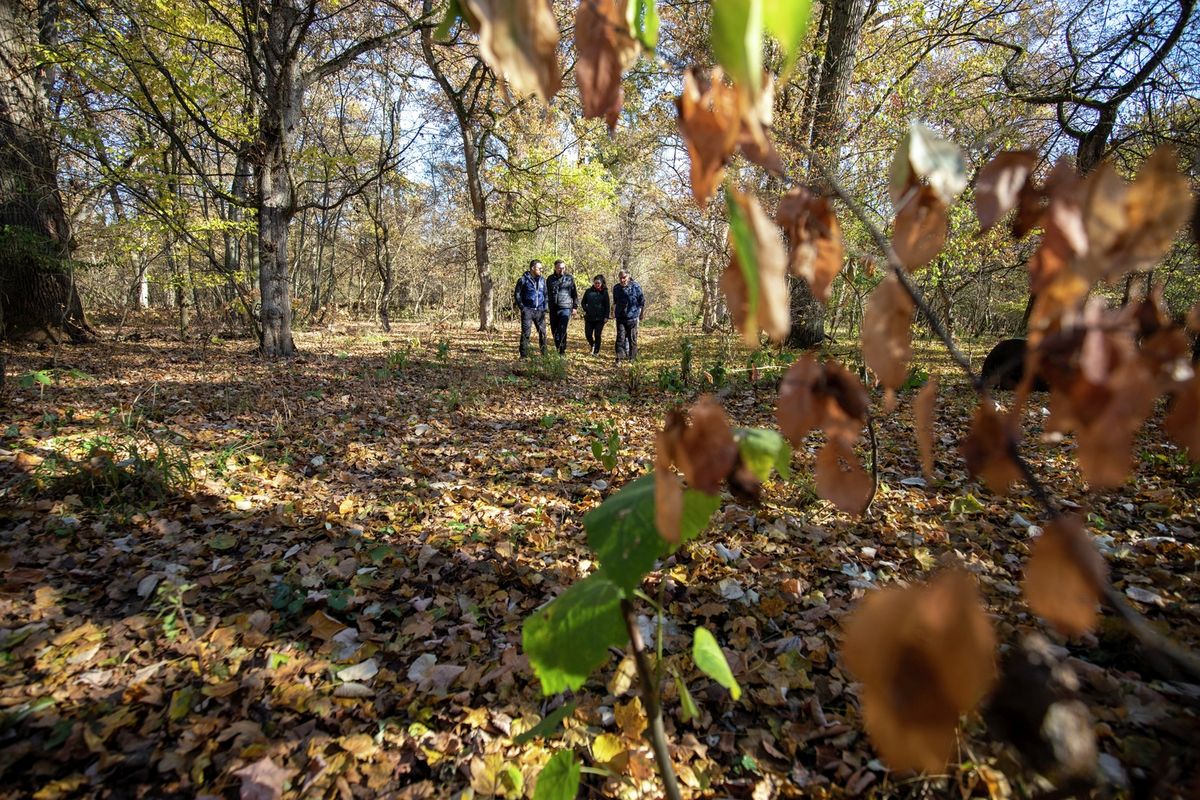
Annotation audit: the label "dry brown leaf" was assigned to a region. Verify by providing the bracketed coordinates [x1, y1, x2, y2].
[1077, 145, 1194, 284]
[975, 150, 1037, 232]
[461, 0, 562, 102]
[575, 0, 640, 129]
[776, 358, 867, 448]
[676, 395, 739, 495]
[734, 73, 783, 174]
[840, 570, 998, 773]
[892, 184, 947, 270]
[722, 189, 789, 346]
[654, 435, 683, 545]
[914, 374, 938, 480]
[675, 69, 740, 208]
[862, 273, 914, 393]
[814, 440, 872, 516]
[234, 756, 296, 800]
[960, 399, 1021, 494]
[1165, 375, 1200, 460]
[776, 187, 844, 301]
[1023, 516, 1109, 636]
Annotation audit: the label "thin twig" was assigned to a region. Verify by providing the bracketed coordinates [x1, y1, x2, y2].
[864, 413, 880, 514]
[795, 142, 1200, 685]
[620, 598, 683, 800]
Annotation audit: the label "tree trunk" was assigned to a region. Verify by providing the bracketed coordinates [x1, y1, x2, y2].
[788, 0, 869, 349]
[0, 0, 92, 341]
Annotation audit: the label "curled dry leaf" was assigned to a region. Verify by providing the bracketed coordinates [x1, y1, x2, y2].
[776, 187, 844, 301]
[1023, 516, 1109, 636]
[575, 0, 640, 129]
[1077, 145, 1195, 285]
[776, 357, 867, 447]
[914, 374, 938, 480]
[659, 396, 738, 496]
[675, 69, 741, 208]
[234, 756, 297, 800]
[840, 570, 998, 773]
[1165, 375, 1200, 460]
[960, 399, 1021, 494]
[975, 149, 1037, 233]
[814, 440, 872, 516]
[735, 72, 783, 175]
[461, 0, 562, 102]
[653, 437, 684, 545]
[723, 189, 789, 346]
[862, 272, 914, 394]
[892, 184, 947, 270]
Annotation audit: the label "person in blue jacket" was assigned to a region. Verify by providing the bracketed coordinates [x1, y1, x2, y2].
[513, 259, 548, 358]
[546, 259, 578, 354]
[611, 269, 645, 363]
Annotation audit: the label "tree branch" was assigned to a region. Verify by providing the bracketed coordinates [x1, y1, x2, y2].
[620, 599, 682, 800]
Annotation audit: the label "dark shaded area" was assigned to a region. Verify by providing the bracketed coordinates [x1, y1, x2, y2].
[981, 338, 1048, 391]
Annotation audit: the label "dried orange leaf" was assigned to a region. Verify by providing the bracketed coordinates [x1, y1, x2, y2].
[960, 399, 1021, 494]
[914, 374, 938, 480]
[461, 0, 562, 101]
[1165, 375, 1200, 460]
[776, 187, 844, 301]
[734, 73, 783, 174]
[814, 441, 872, 516]
[1023, 516, 1109, 636]
[975, 150, 1037, 232]
[723, 189, 789, 346]
[776, 357, 823, 446]
[575, 0, 640, 129]
[653, 456, 684, 545]
[841, 570, 998, 773]
[892, 184, 947, 270]
[675, 69, 740, 208]
[674, 395, 739, 495]
[862, 273, 914, 392]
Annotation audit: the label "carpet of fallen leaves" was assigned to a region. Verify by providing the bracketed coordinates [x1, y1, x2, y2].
[1, 321, 1198, 799]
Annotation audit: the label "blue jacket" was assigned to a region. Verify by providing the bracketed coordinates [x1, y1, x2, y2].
[513, 272, 547, 311]
[613, 280, 645, 321]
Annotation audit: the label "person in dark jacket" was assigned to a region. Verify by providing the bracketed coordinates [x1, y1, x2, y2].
[612, 269, 645, 363]
[546, 259, 578, 354]
[513, 259, 547, 358]
[580, 274, 610, 356]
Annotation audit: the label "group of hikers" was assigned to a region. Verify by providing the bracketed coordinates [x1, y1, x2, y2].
[512, 259, 646, 362]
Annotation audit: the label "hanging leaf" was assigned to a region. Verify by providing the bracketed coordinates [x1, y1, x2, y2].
[762, 0, 812, 79]
[975, 150, 1037, 233]
[776, 187, 844, 301]
[710, 0, 762, 95]
[1165, 374, 1200, 460]
[734, 427, 790, 482]
[693, 627, 742, 700]
[889, 121, 968, 208]
[840, 570, 998, 773]
[1023, 516, 1109, 636]
[723, 188, 789, 346]
[435, 0, 478, 40]
[626, 0, 659, 49]
[533, 750, 581, 800]
[735, 73, 784, 174]
[914, 374, 938, 480]
[576, 0, 641, 129]
[673, 672, 700, 723]
[653, 446, 684, 545]
[675, 69, 741, 208]
[892, 184, 947, 270]
[960, 399, 1021, 494]
[460, 0, 562, 101]
[776, 357, 867, 447]
[861, 273, 914, 396]
[523, 573, 629, 695]
[667, 395, 740, 495]
[814, 440, 872, 516]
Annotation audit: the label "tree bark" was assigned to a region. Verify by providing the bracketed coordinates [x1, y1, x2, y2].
[788, 0, 869, 349]
[0, 0, 92, 341]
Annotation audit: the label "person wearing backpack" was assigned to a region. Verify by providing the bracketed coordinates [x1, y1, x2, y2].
[546, 259, 578, 354]
[513, 259, 548, 358]
[612, 269, 645, 363]
[580, 274, 610, 356]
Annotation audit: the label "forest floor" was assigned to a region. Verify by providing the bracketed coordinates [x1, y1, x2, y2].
[1, 319, 1198, 799]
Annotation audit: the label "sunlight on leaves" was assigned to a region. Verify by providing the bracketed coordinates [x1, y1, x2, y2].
[523, 574, 628, 695]
[459, 0, 562, 101]
[693, 627, 741, 700]
[533, 749, 581, 800]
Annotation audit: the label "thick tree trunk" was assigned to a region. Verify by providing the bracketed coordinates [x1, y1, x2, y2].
[0, 0, 92, 341]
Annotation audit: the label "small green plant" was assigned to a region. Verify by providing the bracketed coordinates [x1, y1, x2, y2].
[901, 364, 930, 392]
[152, 579, 201, 642]
[587, 421, 621, 471]
[679, 337, 694, 386]
[386, 346, 412, 372]
[32, 430, 193, 507]
[656, 367, 685, 393]
[519, 353, 567, 382]
[436, 338, 451, 362]
[703, 359, 727, 388]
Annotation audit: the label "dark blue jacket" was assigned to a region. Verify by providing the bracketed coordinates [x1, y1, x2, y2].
[613, 280, 645, 321]
[513, 272, 547, 311]
[547, 273, 578, 311]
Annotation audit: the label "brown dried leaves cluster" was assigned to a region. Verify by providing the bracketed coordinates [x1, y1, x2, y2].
[841, 570, 998, 773]
[654, 396, 744, 543]
[575, 0, 642, 128]
[776, 357, 872, 515]
[460, 0, 562, 102]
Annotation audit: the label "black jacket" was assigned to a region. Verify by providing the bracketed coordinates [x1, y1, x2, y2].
[581, 286, 610, 320]
[547, 273, 578, 311]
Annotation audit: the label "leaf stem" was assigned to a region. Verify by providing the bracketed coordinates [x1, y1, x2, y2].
[620, 598, 682, 800]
